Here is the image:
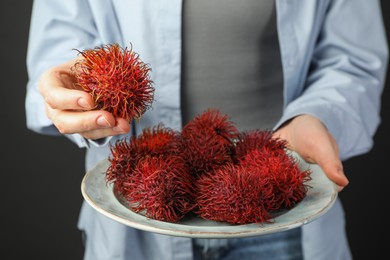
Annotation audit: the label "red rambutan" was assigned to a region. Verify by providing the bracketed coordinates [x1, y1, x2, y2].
[106, 137, 136, 196]
[106, 124, 196, 222]
[196, 163, 272, 224]
[106, 124, 181, 196]
[134, 124, 182, 157]
[196, 128, 312, 224]
[233, 129, 287, 162]
[180, 108, 239, 176]
[122, 155, 196, 223]
[243, 149, 312, 210]
[72, 43, 154, 121]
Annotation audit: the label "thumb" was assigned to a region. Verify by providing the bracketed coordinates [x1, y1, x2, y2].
[315, 155, 348, 191]
[306, 137, 349, 191]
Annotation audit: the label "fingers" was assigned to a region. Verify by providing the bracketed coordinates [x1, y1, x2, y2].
[39, 66, 94, 111]
[317, 158, 348, 192]
[46, 106, 130, 139]
[307, 134, 349, 190]
[80, 117, 131, 140]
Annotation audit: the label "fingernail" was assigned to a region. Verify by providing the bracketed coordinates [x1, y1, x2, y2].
[113, 125, 126, 133]
[337, 169, 348, 181]
[78, 98, 91, 109]
[337, 169, 349, 191]
[97, 116, 111, 127]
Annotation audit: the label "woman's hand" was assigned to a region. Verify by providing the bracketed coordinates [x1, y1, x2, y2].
[38, 59, 130, 140]
[273, 114, 349, 191]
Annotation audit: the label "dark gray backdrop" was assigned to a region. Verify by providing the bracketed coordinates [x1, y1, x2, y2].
[1, 1, 388, 259]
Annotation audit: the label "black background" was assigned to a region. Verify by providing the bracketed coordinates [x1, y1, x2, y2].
[1, 1, 389, 259]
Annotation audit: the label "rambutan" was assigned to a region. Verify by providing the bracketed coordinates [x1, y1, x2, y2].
[106, 124, 196, 222]
[72, 43, 154, 121]
[134, 124, 182, 157]
[233, 129, 287, 162]
[106, 137, 136, 196]
[243, 149, 312, 210]
[180, 108, 239, 176]
[121, 155, 196, 223]
[106, 124, 181, 196]
[196, 163, 272, 224]
[233, 129, 311, 210]
[196, 129, 312, 224]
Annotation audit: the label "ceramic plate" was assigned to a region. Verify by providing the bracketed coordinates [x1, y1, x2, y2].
[81, 151, 338, 238]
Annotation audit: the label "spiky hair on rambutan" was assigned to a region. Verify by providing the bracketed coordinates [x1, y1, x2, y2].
[120, 155, 196, 223]
[180, 108, 239, 176]
[233, 129, 287, 162]
[106, 124, 182, 197]
[196, 128, 312, 224]
[196, 149, 312, 224]
[72, 43, 154, 121]
[106, 124, 196, 222]
[242, 149, 312, 210]
[105, 137, 135, 197]
[195, 163, 273, 224]
[131, 123, 182, 157]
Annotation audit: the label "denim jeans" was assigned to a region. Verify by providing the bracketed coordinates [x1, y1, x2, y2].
[192, 227, 303, 260]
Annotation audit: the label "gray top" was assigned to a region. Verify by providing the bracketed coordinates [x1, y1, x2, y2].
[181, 0, 283, 131]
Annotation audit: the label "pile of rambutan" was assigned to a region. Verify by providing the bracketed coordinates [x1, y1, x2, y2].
[71, 43, 154, 121]
[106, 108, 312, 224]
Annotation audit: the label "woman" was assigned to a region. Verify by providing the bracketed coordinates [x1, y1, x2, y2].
[26, 0, 388, 259]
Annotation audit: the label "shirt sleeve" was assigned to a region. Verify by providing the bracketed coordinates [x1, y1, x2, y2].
[25, 0, 105, 148]
[280, 0, 388, 161]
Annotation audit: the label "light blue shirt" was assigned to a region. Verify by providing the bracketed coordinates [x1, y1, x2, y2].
[26, 1, 388, 259]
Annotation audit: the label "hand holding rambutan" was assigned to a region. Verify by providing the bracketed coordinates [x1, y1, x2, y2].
[72, 43, 154, 121]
